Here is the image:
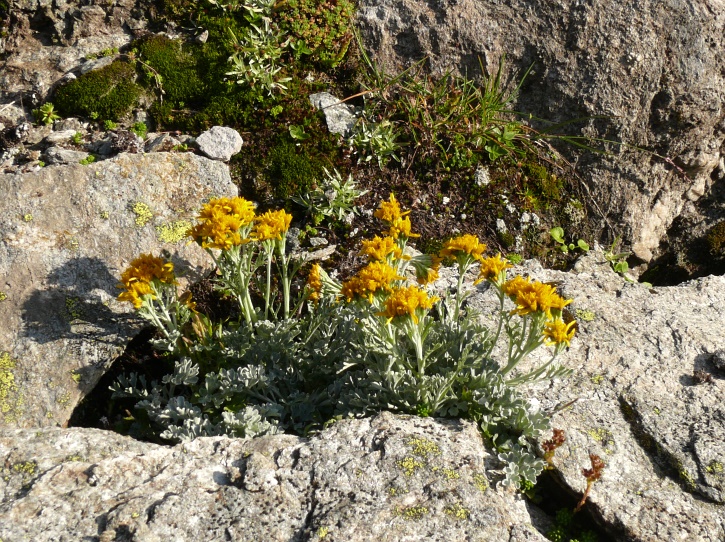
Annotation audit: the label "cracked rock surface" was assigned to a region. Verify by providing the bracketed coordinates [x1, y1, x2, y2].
[0, 413, 546, 542]
[467, 249, 725, 541]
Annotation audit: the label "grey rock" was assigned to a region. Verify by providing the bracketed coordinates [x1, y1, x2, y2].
[78, 55, 116, 75]
[145, 133, 181, 153]
[467, 250, 725, 540]
[0, 152, 236, 428]
[0, 413, 545, 541]
[54, 118, 85, 133]
[196, 126, 243, 162]
[44, 130, 79, 145]
[44, 146, 89, 164]
[310, 92, 359, 137]
[357, 0, 725, 262]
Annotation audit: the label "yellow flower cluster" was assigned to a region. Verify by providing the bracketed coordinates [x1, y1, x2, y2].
[502, 276, 571, 318]
[188, 197, 256, 250]
[502, 275, 575, 346]
[374, 194, 419, 239]
[117, 254, 176, 308]
[440, 234, 486, 261]
[475, 254, 512, 284]
[543, 318, 577, 347]
[341, 261, 403, 302]
[253, 209, 293, 242]
[380, 286, 439, 324]
[307, 263, 322, 302]
[361, 235, 404, 262]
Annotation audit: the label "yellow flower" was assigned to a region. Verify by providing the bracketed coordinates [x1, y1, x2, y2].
[307, 263, 323, 302]
[341, 261, 403, 302]
[503, 276, 572, 317]
[387, 215, 419, 239]
[374, 193, 408, 223]
[253, 209, 292, 242]
[189, 196, 255, 250]
[117, 254, 175, 308]
[417, 266, 440, 285]
[439, 234, 486, 261]
[543, 318, 576, 347]
[379, 286, 439, 324]
[361, 236, 403, 261]
[197, 196, 255, 226]
[475, 254, 512, 284]
[118, 280, 154, 309]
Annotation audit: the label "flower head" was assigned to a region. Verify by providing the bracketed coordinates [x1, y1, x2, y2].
[503, 276, 572, 318]
[253, 209, 292, 242]
[543, 318, 576, 347]
[379, 285, 439, 324]
[307, 263, 323, 302]
[361, 236, 403, 262]
[189, 196, 255, 250]
[341, 261, 403, 302]
[440, 234, 486, 262]
[374, 193, 408, 223]
[117, 254, 175, 308]
[475, 254, 512, 285]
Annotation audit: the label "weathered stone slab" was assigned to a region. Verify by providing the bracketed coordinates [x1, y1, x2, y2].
[0, 413, 547, 542]
[0, 152, 236, 428]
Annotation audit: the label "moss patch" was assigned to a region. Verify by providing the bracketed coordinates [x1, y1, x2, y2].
[53, 61, 143, 121]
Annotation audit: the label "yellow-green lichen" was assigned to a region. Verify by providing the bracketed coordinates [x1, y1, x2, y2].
[396, 505, 428, 520]
[71, 371, 82, 383]
[388, 486, 408, 496]
[706, 461, 724, 477]
[407, 437, 441, 458]
[444, 503, 470, 520]
[587, 427, 614, 446]
[22, 213, 33, 222]
[0, 291, 6, 302]
[156, 219, 192, 243]
[653, 406, 661, 415]
[65, 296, 84, 320]
[472, 473, 488, 492]
[131, 512, 140, 519]
[590, 374, 604, 385]
[99, 210, 110, 220]
[317, 526, 329, 539]
[442, 468, 460, 480]
[57, 391, 72, 406]
[0, 352, 23, 423]
[12, 461, 37, 476]
[131, 202, 153, 227]
[398, 456, 424, 477]
[575, 309, 596, 322]
[65, 454, 84, 462]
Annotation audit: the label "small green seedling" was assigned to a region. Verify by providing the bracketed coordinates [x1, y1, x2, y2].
[33, 103, 60, 126]
[550, 227, 589, 253]
[289, 125, 310, 142]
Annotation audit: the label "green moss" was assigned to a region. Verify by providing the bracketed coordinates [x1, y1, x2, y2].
[156, 220, 192, 243]
[53, 61, 143, 121]
[267, 142, 321, 199]
[706, 221, 725, 255]
[0, 352, 23, 423]
[137, 35, 205, 107]
[522, 162, 564, 203]
[497, 230, 515, 249]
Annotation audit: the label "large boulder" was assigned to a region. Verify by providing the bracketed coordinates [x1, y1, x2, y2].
[0, 413, 548, 542]
[0, 152, 236, 428]
[467, 251, 725, 540]
[356, 0, 725, 263]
